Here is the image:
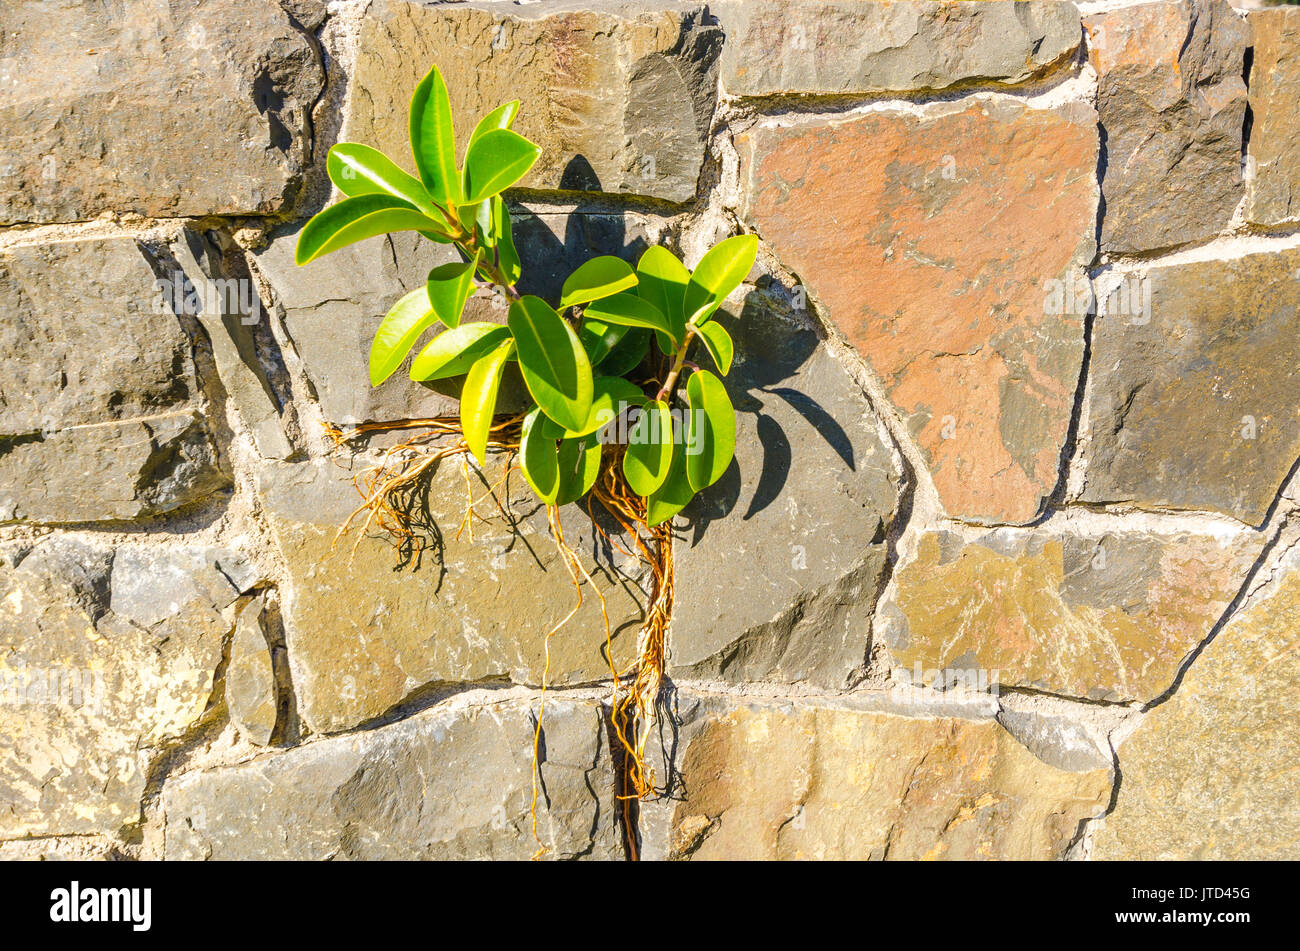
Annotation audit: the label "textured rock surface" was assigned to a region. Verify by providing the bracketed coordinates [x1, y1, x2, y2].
[1079, 247, 1300, 525]
[348, 0, 720, 204]
[1246, 6, 1300, 227]
[670, 281, 902, 688]
[0, 237, 229, 523]
[739, 99, 1097, 524]
[256, 211, 659, 424]
[711, 0, 1081, 97]
[226, 595, 278, 747]
[162, 695, 621, 860]
[0, 537, 246, 837]
[1085, 0, 1247, 254]
[167, 229, 293, 460]
[1093, 557, 1300, 859]
[639, 691, 1113, 860]
[0, 0, 323, 224]
[259, 459, 646, 734]
[883, 528, 1262, 702]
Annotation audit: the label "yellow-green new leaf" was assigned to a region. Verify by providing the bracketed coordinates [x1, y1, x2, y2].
[467, 100, 521, 153]
[623, 399, 674, 496]
[578, 317, 628, 366]
[295, 195, 444, 265]
[696, 320, 734, 375]
[460, 338, 515, 464]
[369, 287, 436, 385]
[683, 234, 758, 328]
[520, 406, 561, 505]
[409, 322, 510, 381]
[646, 441, 695, 526]
[636, 245, 689, 340]
[426, 252, 480, 329]
[327, 143, 442, 219]
[409, 65, 460, 205]
[464, 128, 541, 204]
[685, 369, 736, 491]
[507, 296, 593, 432]
[558, 256, 638, 310]
[583, 293, 677, 345]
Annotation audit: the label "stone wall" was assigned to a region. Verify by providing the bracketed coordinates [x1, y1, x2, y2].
[2, 0, 1298, 861]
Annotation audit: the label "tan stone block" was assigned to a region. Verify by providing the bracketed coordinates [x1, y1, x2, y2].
[1246, 6, 1300, 226]
[1094, 558, 1300, 859]
[259, 459, 647, 734]
[640, 692, 1113, 860]
[884, 529, 1263, 702]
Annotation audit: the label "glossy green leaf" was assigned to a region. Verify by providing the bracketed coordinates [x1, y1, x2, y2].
[426, 252, 480, 329]
[467, 100, 520, 153]
[409, 65, 460, 205]
[599, 328, 650, 377]
[409, 322, 510, 381]
[326, 143, 442, 220]
[564, 376, 644, 438]
[295, 195, 444, 265]
[507, 296, 593, 432]
[583, 293, 677, 345]
[369, 287, 437, 386]
[460, 338, 515, 465]
[623, 399, 675, 496]
[695, 320, 734, 375]
[519, 406, 561, 505]
[683, 234, 758, 327]
[646, 440, 695, 527]
[685, 369, 736, 491]
[555, 434, 602, 506]
[491, 195, 521, 284]
[636, 245, 689, 341]
[558, 256, 638, 310]
[464, 128, 541, 204]
[578, 318, 628, 366]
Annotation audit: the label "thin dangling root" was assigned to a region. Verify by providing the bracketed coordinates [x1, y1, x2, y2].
[326, 422, 673, 862]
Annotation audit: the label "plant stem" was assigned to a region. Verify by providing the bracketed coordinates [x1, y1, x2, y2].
[656, 327, 697, 402]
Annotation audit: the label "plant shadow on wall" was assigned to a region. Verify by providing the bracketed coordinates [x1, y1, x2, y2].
[297, 65, 848, 858]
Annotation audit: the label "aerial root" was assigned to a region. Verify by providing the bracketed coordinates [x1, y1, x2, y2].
[327, 422, 673, 862]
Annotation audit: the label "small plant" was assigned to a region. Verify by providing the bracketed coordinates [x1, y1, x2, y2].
[297, 65, 755, 523]
[295, 65, 758, 857]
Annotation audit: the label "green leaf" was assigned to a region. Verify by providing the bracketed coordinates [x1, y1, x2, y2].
[636, 245, 689, 341]
[467, 100, 521, 154]
[683, 234, 758, 327]
[578, 318, 628, 366]
[583, 293, 677, 345]
[409, 322, 511, 381]
[599, 328, 650, 377]
[520, 406, 561, 505]
[409, 65, 460, 205]
[326, 143, 443, 221]
[507, 296, 593, 432]
[295, 195, 445, 265]
[426, 252, 480, 329]
[460, 338, 515, 465]
[685, 369, 736, 491]
[646, 441, 695, 527]
[369, 287, 437, 386]
[555, 434, 602, 506]
[559, 256, 638, 310]
[491, 196, 521, 284]
[695, 320, 734, 375]
[623, 399, 675, 496]
[464, 128, 541, 204]
[564, 376, 644, 438]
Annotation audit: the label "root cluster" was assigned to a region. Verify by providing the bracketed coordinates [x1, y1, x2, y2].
[326, 418, 674, 861]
